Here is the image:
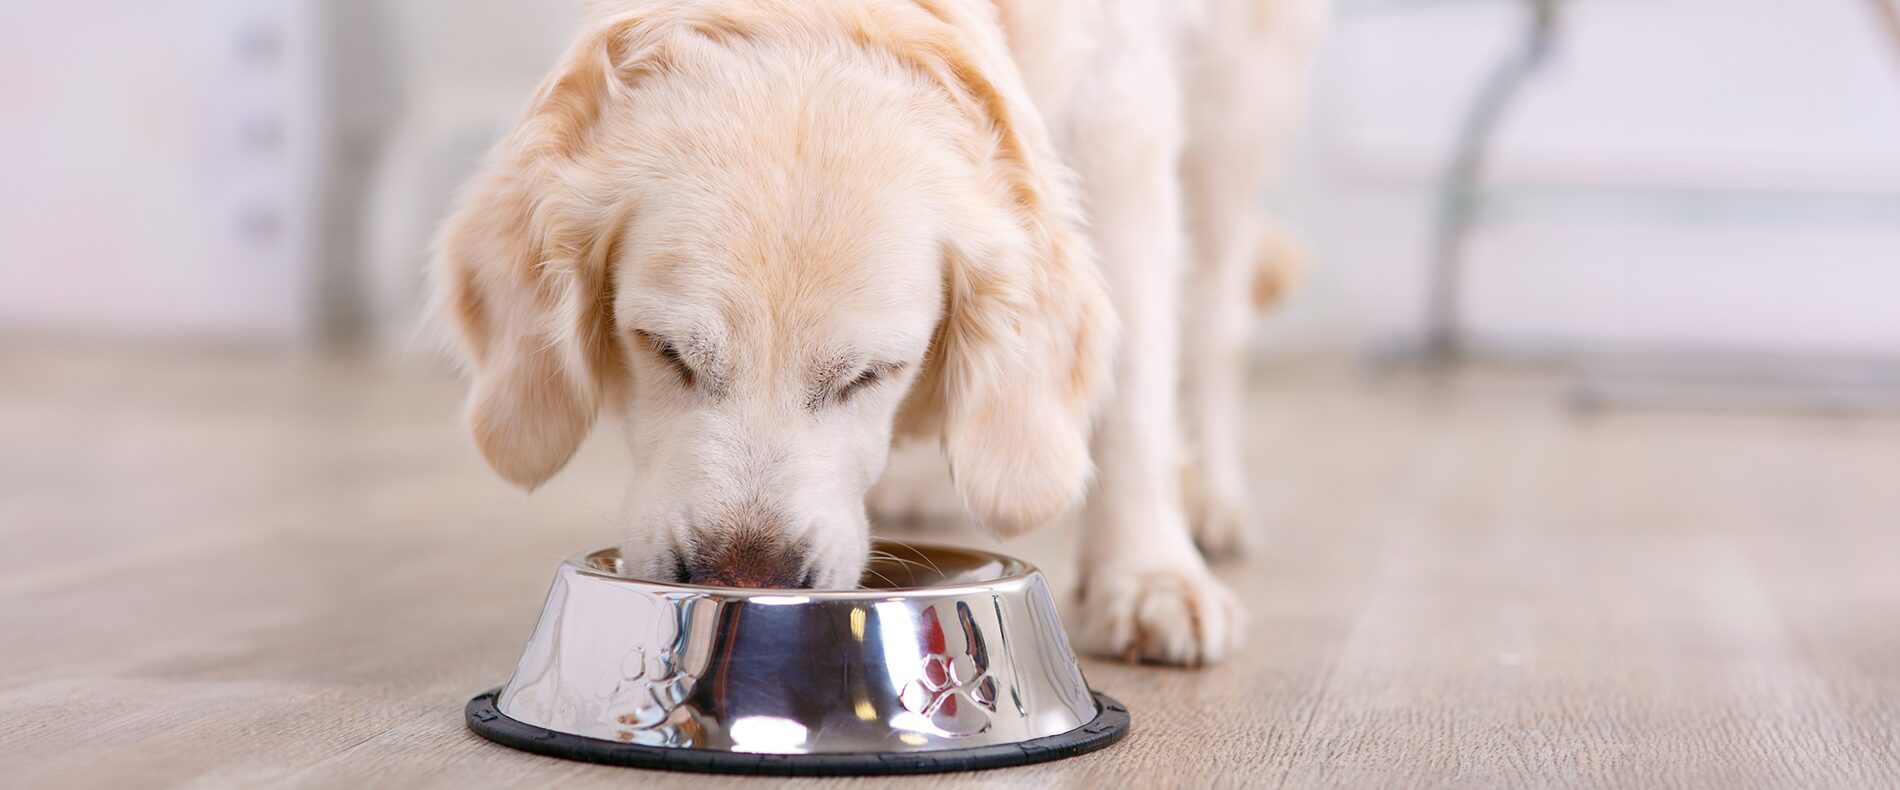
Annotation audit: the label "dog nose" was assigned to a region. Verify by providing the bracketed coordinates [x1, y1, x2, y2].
[683, 527, 813, 588]
[687, 565, 811, 588]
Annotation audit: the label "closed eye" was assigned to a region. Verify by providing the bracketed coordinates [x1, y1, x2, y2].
[633, 330, 695, 388]
[835, 362, 904, 405]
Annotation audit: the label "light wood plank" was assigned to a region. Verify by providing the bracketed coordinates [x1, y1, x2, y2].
[3, 342, 1898, 788]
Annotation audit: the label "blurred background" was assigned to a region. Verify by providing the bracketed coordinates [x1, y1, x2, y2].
[8, 2, 1900, 785]
[6, 0, 1900, 380]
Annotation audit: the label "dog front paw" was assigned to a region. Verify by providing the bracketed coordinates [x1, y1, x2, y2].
[1074, 565, 1242, 667]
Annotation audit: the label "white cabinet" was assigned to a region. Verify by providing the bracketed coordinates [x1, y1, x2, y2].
[0, 0, 323, 340]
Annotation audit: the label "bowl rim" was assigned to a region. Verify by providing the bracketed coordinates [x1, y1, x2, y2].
[468, 687, 1130, 775]
[564, 539, 1043, 601]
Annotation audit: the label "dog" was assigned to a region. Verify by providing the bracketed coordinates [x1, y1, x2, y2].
[434, 0, 1322, 666]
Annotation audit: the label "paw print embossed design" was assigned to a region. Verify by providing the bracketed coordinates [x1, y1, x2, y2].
[899, 601, 999, 736]
[607, 645, 700, 746]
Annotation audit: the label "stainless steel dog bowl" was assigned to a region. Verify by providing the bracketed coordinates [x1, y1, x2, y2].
[466, 540, 1129, 775]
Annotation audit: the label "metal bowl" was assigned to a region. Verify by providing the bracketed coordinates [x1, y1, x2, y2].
[466, 540, 1129, 775]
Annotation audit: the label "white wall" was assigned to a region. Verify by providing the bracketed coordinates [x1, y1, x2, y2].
[1298, 0, 1900, 358]
[355, 0, 584, 354]
[0, 0, 324, 341]
[8, 0, 1895, 360]
[0, 0, 581, 345]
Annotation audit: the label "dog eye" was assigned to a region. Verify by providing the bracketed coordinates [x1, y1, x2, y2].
[836, 363, 902, 404]
[635, 331, 696, 388]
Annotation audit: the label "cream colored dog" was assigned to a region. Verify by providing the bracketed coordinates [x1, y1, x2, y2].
[435, 0, 1322, 665]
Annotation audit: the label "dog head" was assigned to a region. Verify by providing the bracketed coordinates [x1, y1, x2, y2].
[434, 2, 1112, 588]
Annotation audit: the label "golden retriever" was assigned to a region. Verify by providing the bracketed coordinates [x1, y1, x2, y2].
[435, 0, 1322, 665]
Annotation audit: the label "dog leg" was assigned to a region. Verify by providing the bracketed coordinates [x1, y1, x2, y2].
[1063, 2, 1241, 666]
[1179, 202, 1267, 560]
[1178, 0, 1323, 558]
[1179, 207, 1304, 559]
[1180, 218, 1306, 558]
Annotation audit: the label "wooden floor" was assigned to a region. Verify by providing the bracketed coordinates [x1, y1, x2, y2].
[4, 340, 1899, 788]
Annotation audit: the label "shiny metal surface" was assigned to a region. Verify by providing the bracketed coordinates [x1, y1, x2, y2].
[495, 541, 1100, 755]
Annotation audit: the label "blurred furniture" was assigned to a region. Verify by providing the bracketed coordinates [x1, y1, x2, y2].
[1417, 0, 1559, 365]
[1338, 0, 1900, 411]
[353, 0, 582, 357]
[0, 1, 325, 341]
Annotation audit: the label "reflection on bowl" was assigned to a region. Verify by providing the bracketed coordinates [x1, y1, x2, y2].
[467, 540, 1129, 775]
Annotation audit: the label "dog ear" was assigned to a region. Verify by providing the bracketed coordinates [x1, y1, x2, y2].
[434, 16, 663, 489]
[933, 220, 1115, 538]
[883, 4, 1118, 537]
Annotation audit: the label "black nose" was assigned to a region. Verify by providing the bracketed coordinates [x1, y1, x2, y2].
[682, 529, 813, 589]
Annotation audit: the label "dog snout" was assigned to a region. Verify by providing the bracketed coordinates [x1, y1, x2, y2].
[681, 519, 813, 589]
[685, 551, 812, 588]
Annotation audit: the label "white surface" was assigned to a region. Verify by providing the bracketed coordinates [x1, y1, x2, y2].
[0, 0, 324, 340]
[1299, 0, 1900, 356]
[6, 0, 1897, 358]
[359, 0, 583, 356]
[1325, 0, 1900, 190]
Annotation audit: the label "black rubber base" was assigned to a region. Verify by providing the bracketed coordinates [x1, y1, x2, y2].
[465, 688, 1130, 776]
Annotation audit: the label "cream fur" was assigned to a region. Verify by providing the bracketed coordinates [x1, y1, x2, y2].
[436, 0, 1323, 663]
